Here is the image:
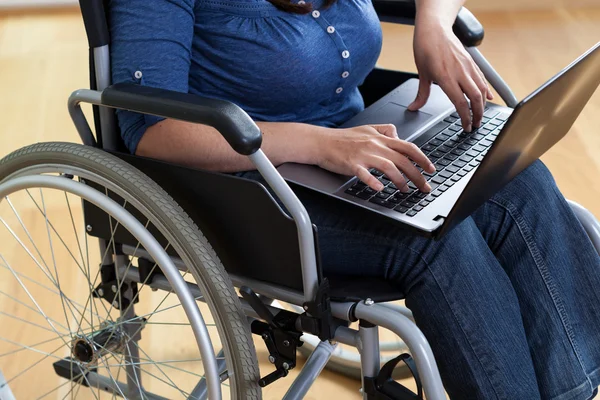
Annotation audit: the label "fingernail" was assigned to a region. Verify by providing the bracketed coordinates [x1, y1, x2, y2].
[467, 124, 472, 132]
[377, 183, 384, 191]
[400, 185, 410, 193]
[424, 183, 432, 192]
[429, 162, 436, 171]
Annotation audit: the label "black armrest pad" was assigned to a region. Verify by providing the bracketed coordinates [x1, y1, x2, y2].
[373, 0, 485, 47]
[453, 8, 485, 47]
[102, 83, 262, 155]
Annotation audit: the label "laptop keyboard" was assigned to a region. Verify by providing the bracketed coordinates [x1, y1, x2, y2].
[344, 109, 508, 217]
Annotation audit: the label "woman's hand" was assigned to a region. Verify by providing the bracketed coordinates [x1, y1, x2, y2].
[408, 11, 494, 132]
[314, 124, 436, 193]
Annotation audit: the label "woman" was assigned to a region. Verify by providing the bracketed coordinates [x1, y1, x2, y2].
[109, 0, 600, 398]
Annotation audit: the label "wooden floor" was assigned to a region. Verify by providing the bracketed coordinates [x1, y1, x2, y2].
[0, 5, 599, 399]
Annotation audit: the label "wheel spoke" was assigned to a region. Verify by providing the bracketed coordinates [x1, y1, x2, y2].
[0, 254, 70, 348]
[1, 343, 66, 387]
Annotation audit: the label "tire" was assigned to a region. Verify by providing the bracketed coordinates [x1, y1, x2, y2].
[0, 142, 261, 399]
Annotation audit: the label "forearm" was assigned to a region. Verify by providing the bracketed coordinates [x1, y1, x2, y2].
[415, 0, 464, 29]
[136, 119, 326, 172]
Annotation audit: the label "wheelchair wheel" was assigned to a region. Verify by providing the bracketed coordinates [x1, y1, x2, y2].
[0, 142, 261, 399]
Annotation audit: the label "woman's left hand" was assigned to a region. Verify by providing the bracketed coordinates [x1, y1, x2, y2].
[408, 16, 494, 132]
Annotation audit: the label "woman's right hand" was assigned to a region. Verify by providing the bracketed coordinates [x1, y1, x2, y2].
[315, 124, 436, 193]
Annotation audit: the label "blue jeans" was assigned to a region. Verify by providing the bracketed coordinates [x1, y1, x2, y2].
[242, 160, 600, 399]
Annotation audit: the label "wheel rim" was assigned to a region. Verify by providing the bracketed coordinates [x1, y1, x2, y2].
[0, 167, 237, 399]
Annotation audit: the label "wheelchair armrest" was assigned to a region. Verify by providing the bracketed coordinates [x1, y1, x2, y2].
[373, 0, 485, 47]
[101, 83, 263, 155]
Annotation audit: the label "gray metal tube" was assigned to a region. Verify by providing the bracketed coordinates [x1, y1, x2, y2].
[84, 370, 168, 400]
[189, 349, 227, 400]
[68, 89, 102, 147]
[93, 45, 120, 151]
[467, 47, 519, 108]
[353, 302, 446, 400]
[249, 150, 319, 305]
[568, 200, 600, 254]
[359, 323, 380, 380]
[0, 175, 222, 400]
[333, 325, 359, 347]
[283, 341, 337, 400]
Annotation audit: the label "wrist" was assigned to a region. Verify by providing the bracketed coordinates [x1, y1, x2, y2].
[299, 125, 332, 166]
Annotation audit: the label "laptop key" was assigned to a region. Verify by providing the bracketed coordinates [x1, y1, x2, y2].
[464, 165, 474, 172]
[448, 125, 461, 132]
[439, 185, 449, 192]
[382, 201, 397, 209]
[356, 191, 372, 200]
[431, 151, 445, 159]
[431, 176, 447, 185]
[438, 159, 451, 166]
[460, 155, 473, 162]
[422, 144, 436, 152]
[451, 175, 462, 182]
[400, 201, 414, 208]
[429, 139, 444, 146]
[446, 180, 455, 187]
[395, 206, 409, 213]
[457, 144, 471, 151]
[413, 205, 424, 212]
[444, 154, 458, 161]
[369, 197, 388, 206]
[420, 200, 430, 207]
[376, 192, 391, 199]
[481, 139, 494, 147]
[345, 187, 360, 195]
[383, 187, 396, 194]
[473, 145, 486, 152]
[466, 150, 479, 157]
[451, 148, 465, 156]
[465, 139, 478, 146]
[446, 139, 460, 147]
[425, 195, 435, 202]
[453, 160, 467, 168]
[406, 210, 418, 217]
[438, 133, 451, 140]
[431, 190, 442, 197]
[388, 195, 402, 204]
[457, 170, 468, 177]
[438, 145, 453, 153]
[445, 165, 459, 173]
[439, 170, 453, 179]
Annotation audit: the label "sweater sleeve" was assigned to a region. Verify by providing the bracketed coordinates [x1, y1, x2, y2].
[108, 0, 195, 153]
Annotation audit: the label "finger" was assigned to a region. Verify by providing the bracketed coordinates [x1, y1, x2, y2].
[371, 124, 398, 138]
[369, 157, 411, 193]
[474, 64, 494, 100]
[387, 138, 436, 174]
[460, 77, 484, 129]
[407, 78, 432, 111]
[439, 79, 472, 132]
[355, 165, 384, 191]
[386, 150, 431, 192]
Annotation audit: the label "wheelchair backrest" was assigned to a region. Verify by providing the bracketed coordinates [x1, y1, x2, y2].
[77, 0, 322, 292]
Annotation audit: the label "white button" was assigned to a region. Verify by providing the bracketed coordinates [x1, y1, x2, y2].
[327, 26, 335, 34]
[312, 10, 320, 18]
[134, 70, 143, 79]
[342, 71, 350, 78]
[298, 0, 305, 3]
[342, 50, 350, 59]
[336, 87, 343, 94]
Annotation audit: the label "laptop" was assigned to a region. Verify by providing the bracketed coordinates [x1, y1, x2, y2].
[277, 42, 600, 238]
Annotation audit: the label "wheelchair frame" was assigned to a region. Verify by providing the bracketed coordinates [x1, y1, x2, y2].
[49, 1, 600, 399]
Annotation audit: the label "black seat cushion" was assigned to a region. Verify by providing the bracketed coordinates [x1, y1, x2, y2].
[327, 274, 404, 303]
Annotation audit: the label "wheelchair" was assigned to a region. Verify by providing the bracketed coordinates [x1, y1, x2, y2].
[0, 1, 599, 399]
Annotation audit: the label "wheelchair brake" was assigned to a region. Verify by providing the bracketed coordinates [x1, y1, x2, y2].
[363, 353, 424, 400]
[240, 280, 343, 387]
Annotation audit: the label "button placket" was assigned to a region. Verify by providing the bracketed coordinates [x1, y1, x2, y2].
[309, 11, 352, 97]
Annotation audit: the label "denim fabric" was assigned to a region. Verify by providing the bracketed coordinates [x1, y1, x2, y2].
[108, 0, 383, 153]
[240, 160, 600, 399]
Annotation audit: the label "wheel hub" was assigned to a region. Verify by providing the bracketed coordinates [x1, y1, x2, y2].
[71, 324, 125, 365]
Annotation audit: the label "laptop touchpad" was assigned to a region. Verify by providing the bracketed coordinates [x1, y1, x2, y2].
[376, 102, 433, 140]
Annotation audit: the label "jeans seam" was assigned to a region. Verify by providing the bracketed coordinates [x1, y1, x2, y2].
[488, 197, 591, 388]
[318, 225, 503, 399]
